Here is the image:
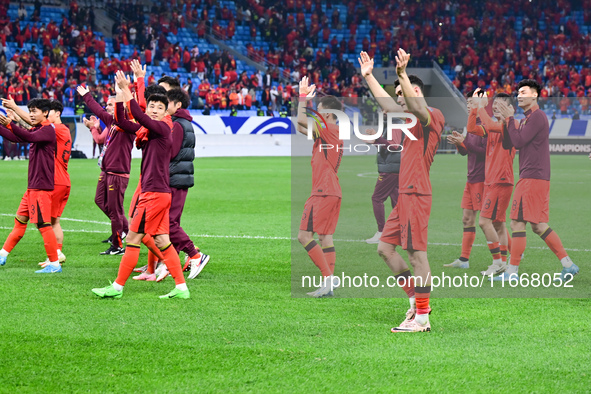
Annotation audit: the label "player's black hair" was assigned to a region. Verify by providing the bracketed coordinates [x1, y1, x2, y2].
[157, 76, 181, 88]
[144, 84, 167, 101]
[50, 100, 64, 115]
[318, 95, 343, 112]
[27, 98, 52, 114]
[466, 89, 476, 98]
[517, 79, 541, 97]
[493, 92, 514, 106]
[394, 75, 425, 93]
[146, 93, 169, 108]
[166, 88, 190, 109]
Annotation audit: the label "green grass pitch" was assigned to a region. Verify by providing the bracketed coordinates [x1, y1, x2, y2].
[0, 154, 589, 392]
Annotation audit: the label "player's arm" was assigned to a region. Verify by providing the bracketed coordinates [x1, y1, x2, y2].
[477, 107, 503, 134]
[395, 49, 429, 124]
[463, 133, 486, 155]
[296, 76, 318, 136]
[113, 102, 140, 134]
[130, 59, 147, 109]
[2, 96, 33, 126]
[358, 51, 403, 113]
[466, 107, 486, 136]
[0, 120, 26, 143]
[505, 110, 544, 149]
[10, 122, 55, 143]
[447, 131, 467, 155]
[78, 85, 114, 125]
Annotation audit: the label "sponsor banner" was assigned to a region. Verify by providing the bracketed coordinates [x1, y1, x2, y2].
[189, 115, 292, 135]
[548, 138, 591, 154]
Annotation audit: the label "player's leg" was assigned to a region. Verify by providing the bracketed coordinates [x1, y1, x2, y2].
[1, 191, 32, 265]
[367, 173, 389, 243]
[169, 187, 209, 279]
[493, 221, 509, 265]
[101, 174, 126, 255]
[479, 185, 505, 275]
[532, 222, 578, 281]
[39, 185, 70, 266]
[33, 191, 61, 273]
[445, 208, 476, 268]
[298, 197, 331, 277]
[94, 172, 111, 243]
[319, 234, 336, 275]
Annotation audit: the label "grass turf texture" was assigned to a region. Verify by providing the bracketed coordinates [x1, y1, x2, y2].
[0, 155, 588, 392]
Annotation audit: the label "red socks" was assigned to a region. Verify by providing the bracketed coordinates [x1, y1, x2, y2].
[39, 225, 58, 262]
[509, 231, 526, 266]
[415, 286, 431, 315]
[487, 241, 501, 260]
[500, 244, 508, 264]
[460, 226, 476, 260]
[394, 269, 415, 298]
[304, 240, 331, 277]
[2, 218, 27, 252]
[161, 243, 185, 285]
[115, 244, 140, 285]
[540, 228, 568, 260]
[322, 246, 336, 275]
[142, 234, 164, 260]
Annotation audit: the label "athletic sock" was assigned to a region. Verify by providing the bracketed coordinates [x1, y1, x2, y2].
[460, 226, 476, 260]
[540, 228, 568, 261]
[2, 218, 27, 253]
[507, 232, 512, 251]
[161, 243, 186, 285]
[142, 234, 164, 260]
[487, 241, 502, 264]
[0, 249, 8, 258]
[560, 256, 574, 269]
[506, 264, 519, 275]
[189, 251, 201, 260]
[394, 269, 415, 299]
[39, 225, 58, 262]
[147, 250, 157, 274]
[304, 240, 331, 277]
[57, 243, 63, 251]
[415, 285, 431, 324]
[322, 245, 336, 275]
[510, 231, 527, 266]
[500, 245, 508, 264]
[112, 282, 124, 291]
[115, 244, 141, 286]
[176, 283, 188, 291]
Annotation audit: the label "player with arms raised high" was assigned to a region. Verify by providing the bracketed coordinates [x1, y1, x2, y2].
[296, 76, 343, 298]
[359, 49, 445, 333]
[494, 79, 579, 281]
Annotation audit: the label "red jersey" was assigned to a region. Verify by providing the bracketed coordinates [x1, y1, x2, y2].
[54, 123, 72, 186]
[399, 107, 445, 196]
[467, 107, 515, 186]
[311, 123, 343, 198]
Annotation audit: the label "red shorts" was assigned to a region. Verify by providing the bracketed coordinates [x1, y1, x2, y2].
[480, 183, 513, 222]
[129, 192, 171, 236]
[299, 195, 341, 235]
[461, 182, 484, 211]
[380, 193, 431, 251]
[128, 181, 142, 218]
[510, 178, 550, 224]
[51, 184, 70, 218]
[16, 189, 53, 224]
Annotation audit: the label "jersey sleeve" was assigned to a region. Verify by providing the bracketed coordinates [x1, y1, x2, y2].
[467, 108, 486, 137]
[477, 108, 503, 134]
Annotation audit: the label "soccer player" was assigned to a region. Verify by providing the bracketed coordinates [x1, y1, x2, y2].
[444, 90, 487, 269]
[466, 89, 515, 275]
[359, 49, 445, 332]
[78, 85, 134, 255]
[2, 98, 72, 266]
[0, 98, 61, 273]
[494, 79, 579, 281]
[92, 71, 189, 299]
[295, 76, 343, 298]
